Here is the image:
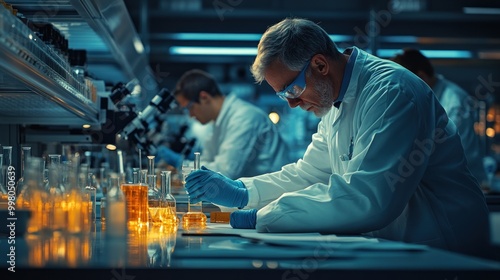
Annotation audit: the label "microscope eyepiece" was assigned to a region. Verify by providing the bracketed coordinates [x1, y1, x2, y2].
[109, 78, 139, 104]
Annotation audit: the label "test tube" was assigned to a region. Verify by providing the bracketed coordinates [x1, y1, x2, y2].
[189, 152, 203, 213]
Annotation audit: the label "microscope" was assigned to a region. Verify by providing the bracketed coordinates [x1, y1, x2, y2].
[90, 79, 177, 156]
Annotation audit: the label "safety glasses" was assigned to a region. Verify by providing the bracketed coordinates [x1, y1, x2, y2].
[181, 100, 194, 113]
[276, 60, 310, 101]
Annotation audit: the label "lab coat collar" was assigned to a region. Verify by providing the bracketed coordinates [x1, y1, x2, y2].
[334, 47, 359, 108]
[214, 93, 237, 127]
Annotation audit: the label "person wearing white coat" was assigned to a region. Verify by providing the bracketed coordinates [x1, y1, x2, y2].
[184, 18, 491, 258]
[156, 69, 290, 179]
[391, 48, 487, 186]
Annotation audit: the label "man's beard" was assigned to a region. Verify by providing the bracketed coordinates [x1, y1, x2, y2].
[313, 78, 335, 117]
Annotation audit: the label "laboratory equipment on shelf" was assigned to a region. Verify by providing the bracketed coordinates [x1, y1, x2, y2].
[181, 152, 207, 231]
[86, 81, 177, 155]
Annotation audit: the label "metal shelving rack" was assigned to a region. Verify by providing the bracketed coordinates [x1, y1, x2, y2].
[0, 5, 99, 125]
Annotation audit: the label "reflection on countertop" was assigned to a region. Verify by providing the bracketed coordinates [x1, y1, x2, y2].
[5, 221, 178, 269]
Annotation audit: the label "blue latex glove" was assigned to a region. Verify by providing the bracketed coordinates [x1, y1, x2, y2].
[230, 209, 257, 229]
[185, 166, 248, 208]
[155, 146, 182, 167]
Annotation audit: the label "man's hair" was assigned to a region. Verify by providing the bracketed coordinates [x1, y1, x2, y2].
[391, 48, 435, 77]
[174, 69, 222, 102]
[250, 17, 342, 83]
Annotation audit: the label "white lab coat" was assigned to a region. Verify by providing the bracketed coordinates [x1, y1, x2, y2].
[200, 94, 290, 179]
[240, 48, 490, 257]
[433, 74, 487, 184]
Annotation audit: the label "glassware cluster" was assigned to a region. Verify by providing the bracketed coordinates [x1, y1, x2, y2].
[0, 146, 208, 267]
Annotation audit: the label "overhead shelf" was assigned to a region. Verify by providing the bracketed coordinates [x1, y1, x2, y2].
[0, 5, 99, 125]
[69, 0, 159, 108]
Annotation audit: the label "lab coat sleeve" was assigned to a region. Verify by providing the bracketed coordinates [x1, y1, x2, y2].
[201, 109, 268, 180]
[241, 119, 333, 209]
[256, 74, 432, 233]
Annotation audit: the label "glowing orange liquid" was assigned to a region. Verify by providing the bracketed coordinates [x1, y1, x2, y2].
[121, 184, 149, 226]
[182, 212, 207, 232]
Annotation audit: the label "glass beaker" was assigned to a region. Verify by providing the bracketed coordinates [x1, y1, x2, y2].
[181, 152, 206, 231]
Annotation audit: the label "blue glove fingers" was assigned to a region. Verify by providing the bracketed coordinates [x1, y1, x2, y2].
[156, 146, 182, 167]
[191, 178, 234, 206]
[230, 209, 257, 229]
[184, 166, 249, 208]
[201, 166, 211, 171]
[155, 146, 168, 163]
[171, 153, 182, 168]
[202, 183, 248, 208]
[186, 184, 209, 203]
[184, 167, 218, 196]
[185, 171, 214, 195]
[185, 169, 210, 182]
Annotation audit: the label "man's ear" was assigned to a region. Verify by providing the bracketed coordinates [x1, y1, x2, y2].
[312, 54, 329, 75]
[199, 90, 211, 103]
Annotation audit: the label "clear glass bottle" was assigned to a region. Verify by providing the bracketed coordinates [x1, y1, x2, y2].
[100, 177, 108, 224]
[181, 152, 207, 231]
[66, 159, 84, 234]
[1, 146, 13, 195]
[99, 163, 110, 194]
[147, 156, 161, 225]
[99, 163, 110, 223]
[16, 146, 31, 196]
[47, 154, 66, 232]
[84, 171, 97, 222]
[106, 174, 127, 238]
[132, 167, 140, 184]
[0, 154, 5, 200]
[17, 157, 46, 234]
[104, 173, 128, 267]
[160, 170, 177, 226]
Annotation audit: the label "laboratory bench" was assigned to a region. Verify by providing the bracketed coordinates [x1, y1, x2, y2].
[1, 208, 500, 280]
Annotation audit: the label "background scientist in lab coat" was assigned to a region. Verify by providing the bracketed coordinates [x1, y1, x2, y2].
[184, 18, 491, 258]
[390, 48, 487, 186]
[156, 69, 290, 179]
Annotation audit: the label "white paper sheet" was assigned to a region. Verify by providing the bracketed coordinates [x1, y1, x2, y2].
[184, 223, 428, 252]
